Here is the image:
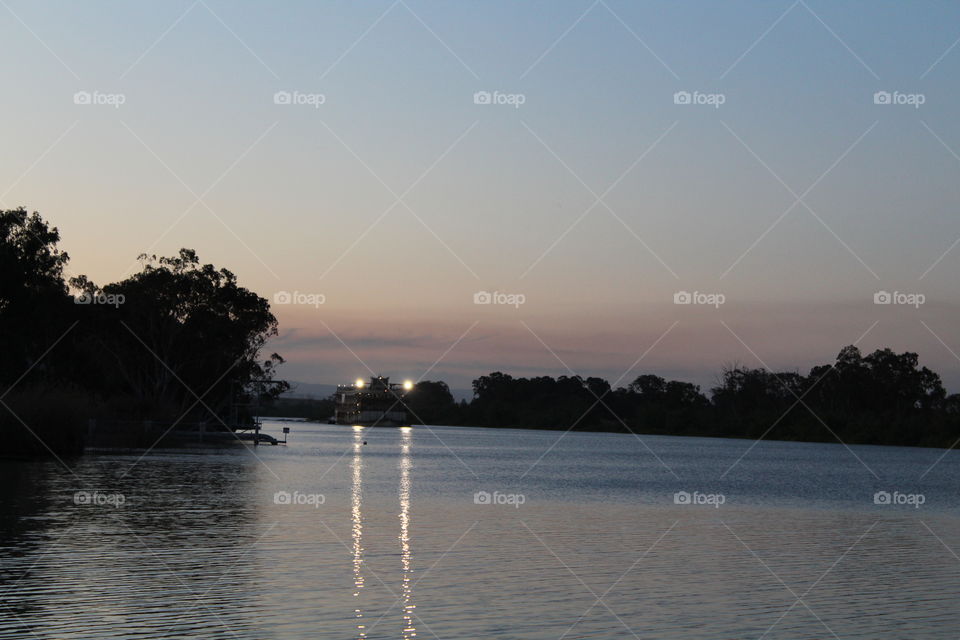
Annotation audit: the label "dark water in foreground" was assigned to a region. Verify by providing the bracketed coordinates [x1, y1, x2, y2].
[1, 422, 959, 639]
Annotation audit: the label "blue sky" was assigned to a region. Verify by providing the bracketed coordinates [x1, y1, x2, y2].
[3, 0, 960, 390]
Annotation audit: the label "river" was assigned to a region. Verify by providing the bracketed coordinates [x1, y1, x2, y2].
[1, 421, 958, 638]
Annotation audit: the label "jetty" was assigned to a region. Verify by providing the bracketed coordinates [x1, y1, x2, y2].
[85, 418, 282, 449]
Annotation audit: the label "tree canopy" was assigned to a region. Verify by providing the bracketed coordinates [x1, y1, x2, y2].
[406, 345, 959, 448]
[0, 208, 289, 454]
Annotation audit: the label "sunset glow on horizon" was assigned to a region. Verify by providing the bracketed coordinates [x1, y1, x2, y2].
[5, 0, 960, 390]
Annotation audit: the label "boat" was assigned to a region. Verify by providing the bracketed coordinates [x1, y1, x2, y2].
[335, 376, 413, 427]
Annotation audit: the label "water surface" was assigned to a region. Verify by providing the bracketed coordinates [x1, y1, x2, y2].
[2, 422, 958, 638]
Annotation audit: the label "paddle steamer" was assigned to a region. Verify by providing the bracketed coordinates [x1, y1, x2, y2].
[334, 376, 413, 426]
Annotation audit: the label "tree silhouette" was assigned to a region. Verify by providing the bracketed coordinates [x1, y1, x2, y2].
[70, 248, 289, 422]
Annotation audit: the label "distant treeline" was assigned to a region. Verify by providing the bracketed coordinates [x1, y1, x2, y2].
[268, 397, 335, 421]
[395, 344, 960, 448]
[1, 208, 287, 456]
[269, 345, 960, 448]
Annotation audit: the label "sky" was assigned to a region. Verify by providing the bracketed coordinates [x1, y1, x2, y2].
[4, 0, 960, 392]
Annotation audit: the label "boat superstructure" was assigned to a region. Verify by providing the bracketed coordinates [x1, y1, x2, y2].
[335, 376, 413, 426]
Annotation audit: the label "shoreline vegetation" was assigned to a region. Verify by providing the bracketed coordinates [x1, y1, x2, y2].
[278, 344, 960, 449]
[423, 346, 959, 448]
[2, 207, 959, 456]
[1, 208, 287, 457]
